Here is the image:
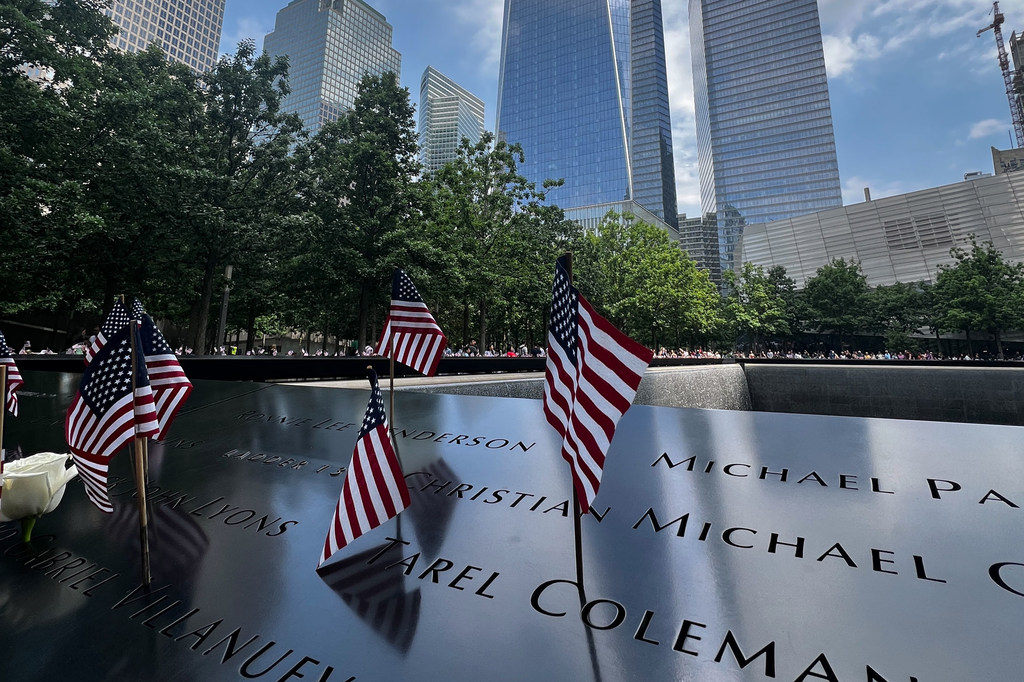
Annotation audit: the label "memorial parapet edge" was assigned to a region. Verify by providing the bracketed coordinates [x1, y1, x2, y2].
[1, 371, 1022, 681]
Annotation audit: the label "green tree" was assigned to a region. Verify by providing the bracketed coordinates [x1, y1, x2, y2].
[175, 40, 305, 353]
[0, 0, 117, 317]
[723, 262, 793, 353]
[868, 281, 927, 352]
[428, 133, 577, 350]
[802, 258, 871, 348]
[577, 213, 722, 349]
[931, 238, 1023, 358]
[304, 72, 426, 348]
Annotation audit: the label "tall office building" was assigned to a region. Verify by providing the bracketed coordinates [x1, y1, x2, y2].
[419, 67, 485, 175]
[690, 0, 843, 274]
[264, 0, 401, 134]
[103, 0, 226, 72]
[495, 0, 678, 229]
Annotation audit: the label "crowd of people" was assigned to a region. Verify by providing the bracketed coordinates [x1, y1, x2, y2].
[16, 335, 1023, 362]
[727, 348, 1024, 361]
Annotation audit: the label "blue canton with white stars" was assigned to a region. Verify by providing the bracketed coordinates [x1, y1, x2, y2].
[141, 316, 172, 355]
[0, 330, 13, 356]
[549, 258, 579, 367]
[100, 300, 132, 337]
[359, 371, 388, 439]
[393, 270, 425, 303]
[81, 328, 148, 414]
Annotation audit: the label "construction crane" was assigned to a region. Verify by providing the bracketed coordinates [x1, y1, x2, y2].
[978, 1, 1024, 147]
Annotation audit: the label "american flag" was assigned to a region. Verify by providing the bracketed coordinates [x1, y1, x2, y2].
[131, 299, 192, 439]
[375, 269, 447, 376]
[543, 256, 653, 513]
[0, 330, 23, 416]
[318, 369, 410, 567]
[84, 299, 132, 364]
[66, 324, 159, 513]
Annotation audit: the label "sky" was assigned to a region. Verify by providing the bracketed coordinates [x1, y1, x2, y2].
[219, 0, 1024, 220]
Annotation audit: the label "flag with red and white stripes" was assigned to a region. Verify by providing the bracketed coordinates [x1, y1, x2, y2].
[375, 269, 447, 376]
[543, 256, 653, 513]
[0, 330, 23, 416]
[318, 369, 410, 568]
[131, 299, 192, 439]
[84, 299, 132, 364]
[65, 324, 159, 513]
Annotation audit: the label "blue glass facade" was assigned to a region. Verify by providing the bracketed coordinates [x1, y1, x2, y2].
[690, 0, 842, 273]
[264, 0, 400, 134]
[496, 0, 677, 227]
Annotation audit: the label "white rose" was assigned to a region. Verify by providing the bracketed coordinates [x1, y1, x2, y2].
[0, 452, 78, 523]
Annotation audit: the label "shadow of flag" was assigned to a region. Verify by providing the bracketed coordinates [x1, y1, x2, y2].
[105, 498, 209, 588]
[317, 539, 421, 653]
[406, 457, 458, 557]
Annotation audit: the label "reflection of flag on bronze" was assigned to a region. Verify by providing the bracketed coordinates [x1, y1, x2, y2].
[319, 370, 410, 567]
[84, 300, 131, 364]
[319, 540, 421, 652]
[406, 457, 457, 557]
[543, 256, 653, 513]
[375, 269, 447, 376]
[65, 325, 159, 512]
[106, 498, 209, 585]
[131, 299, 192, 439]
[0, 330, 23, 416]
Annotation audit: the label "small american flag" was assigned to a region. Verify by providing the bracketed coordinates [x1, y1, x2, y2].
[84, 299, 132, 364]
[66, 324, 159, 513]
[0, 330, 23, 416]
[543, 256, 653, 513]
[375, 269, 447, 376]
[318, 369, 410, 567]
[131, 299, 192, 439]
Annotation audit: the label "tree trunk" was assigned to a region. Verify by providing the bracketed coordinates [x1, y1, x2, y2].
[187, 255, 219, 355]
[462, 302, 470, 349]
[358, 285, 369, 350]
[245, 301, 257, 354]
[478, 298, 488, 351]
[965, 329, 973, 357]
[994, 329, 1004, 359]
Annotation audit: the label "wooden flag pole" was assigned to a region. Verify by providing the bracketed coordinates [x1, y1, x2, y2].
[128, 321, 152, 587]
[563, 252, 587, 597]
[388, 337, 396, 439]
[0, 364, 7, 463]
[371, 363, 403, 540]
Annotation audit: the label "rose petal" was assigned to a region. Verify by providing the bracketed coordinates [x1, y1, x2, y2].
[0, 453, 78, 521]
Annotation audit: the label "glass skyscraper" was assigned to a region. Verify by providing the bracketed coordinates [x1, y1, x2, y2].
[263, 0, 401, 134]
[690, 0, 842, 274]
[104, 0, 226, 72]
[419, 67, 485, 175]
[495, 0, 678, 228]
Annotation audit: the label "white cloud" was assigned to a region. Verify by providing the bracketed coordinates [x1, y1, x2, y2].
[841, 175, 912, 205]
[448, 0, 505, 80]
[663, 3, 700, 218]
[969, 118, 1009, 139]
[821, 33, 883, 78]
[219, 16, 273, 55]
[816, 1, 1013, 81]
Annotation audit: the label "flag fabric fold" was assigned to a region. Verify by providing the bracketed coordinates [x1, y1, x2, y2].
[65, 324, 159, 512]
[375, 269, 447, 376]
[319, 369, 410, 568]
[0, 330, 23, 417]
[131, 299, 192, 439]
[542, 256, 653, 513]
[84, 299, 132, 365]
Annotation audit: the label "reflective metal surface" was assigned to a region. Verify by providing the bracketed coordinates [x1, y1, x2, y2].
[2, 372, 1023, 680]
